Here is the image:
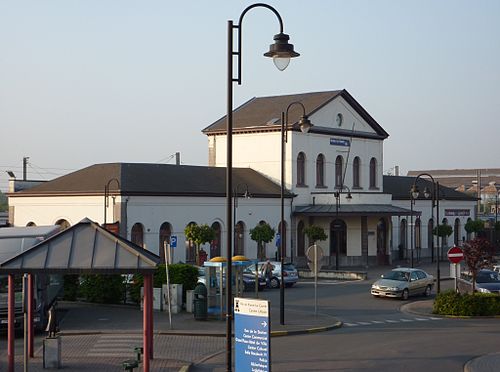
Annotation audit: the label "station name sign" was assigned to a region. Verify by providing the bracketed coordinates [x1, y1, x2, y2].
[234, 297, 270, 372]
[445, 209, 470, 216]
[330, 138, 350, 147]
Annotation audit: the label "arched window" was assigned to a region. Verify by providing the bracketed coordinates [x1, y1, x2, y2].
[297, 152, 306, 186]
[131, 223, 144, 248]
[369, 157, 377, 188]
[442, 218, 449, 248]
[335, 155, 343, 188]
[454, 218, 461, 246]
[55, 219, 70, 230]
[211, 222, 221, 258]
[159, 222, 172, 263]
[353, 157, 361, 188]
[278, 221, 287, 259]
[26, 222, 37, 227]
[415, 218, 421, 249]
[316, 154, 325, 187]
[185, 222, 196, 263]
[466, 217, 472, 240]
[400, 219, 407, 253]
[428, 218, 434, 254]
[297, 221, 305, 257]
[234, 221, 245, 256]
[377, 218, 387, 264]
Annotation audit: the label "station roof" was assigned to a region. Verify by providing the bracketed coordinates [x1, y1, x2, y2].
[0, 218, 160, 274]
[294, 204, 417, 217]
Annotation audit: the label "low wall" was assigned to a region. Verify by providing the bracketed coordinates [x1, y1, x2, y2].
[299, 269, 367, 280]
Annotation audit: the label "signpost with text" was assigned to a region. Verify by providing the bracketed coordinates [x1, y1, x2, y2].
[234, 297, 271, 372]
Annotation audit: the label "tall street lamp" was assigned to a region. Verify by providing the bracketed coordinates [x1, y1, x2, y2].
[280, 102, 312, 325]
[409, 190, 416, 268]
[225, 4, 300, 370]
[103, 178, 120, 226]
[411, 174, 441, 293]
[334, 186, 352, 270]
[233, 183, 251, 255]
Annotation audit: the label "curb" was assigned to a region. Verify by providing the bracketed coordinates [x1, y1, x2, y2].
[270, 321, 343, 337]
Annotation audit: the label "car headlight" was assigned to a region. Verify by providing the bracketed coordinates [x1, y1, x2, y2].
[372, 285, 379, 289]
[388, 287, 400, 291]
[477, 287, 491, 293]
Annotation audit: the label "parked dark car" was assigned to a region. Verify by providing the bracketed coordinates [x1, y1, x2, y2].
[242, 270, 266, 291]
[457, 269, 500, 294]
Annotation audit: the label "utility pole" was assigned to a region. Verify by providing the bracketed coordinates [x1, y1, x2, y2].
[22, 157, 29, 181]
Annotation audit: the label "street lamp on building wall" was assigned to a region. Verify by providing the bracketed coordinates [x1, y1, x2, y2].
[411, 174, 441, 293]
[103, 178, 120, 226]
[280, 102, 312, 325]
[233, 183, 251, 255]
[225, 3, 300, 370]
[334, 186, 352, 270]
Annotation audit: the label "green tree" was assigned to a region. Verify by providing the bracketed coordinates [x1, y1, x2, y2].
[304, 225, 327, 244]
[465, 219, 485, 235]
[463, 238, 494, 292]
[250, 222, 275, 260]
[184, 223, 215, 265]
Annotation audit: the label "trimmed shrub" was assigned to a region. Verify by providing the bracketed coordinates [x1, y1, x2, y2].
[433, 290, 500, 316]
[130, 263, 199, 304]
[79, 274, 125, 304]
[62, 275, 80, 301]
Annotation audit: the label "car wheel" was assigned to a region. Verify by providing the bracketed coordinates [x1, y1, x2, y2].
[401, 288, 409, 300]
[270, 277, 280, 288]
[424, 285, 432, 297]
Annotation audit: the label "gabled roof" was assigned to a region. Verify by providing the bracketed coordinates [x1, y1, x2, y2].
[202, 89, 389, 139]
[9, 163, 289, 198]
[0, 218, 160, 274]
[294, 204, 416, 217]
[383, 176, 478, 201]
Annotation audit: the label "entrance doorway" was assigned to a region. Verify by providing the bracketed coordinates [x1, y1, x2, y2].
[330, 219, 347, 268]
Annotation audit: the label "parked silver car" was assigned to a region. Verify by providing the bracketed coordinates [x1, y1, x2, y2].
[246, 262, 299, 288]
[371, 268, 434, 300]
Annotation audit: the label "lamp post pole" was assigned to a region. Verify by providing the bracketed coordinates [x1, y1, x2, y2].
[410, 194, 414, 268]
[411, 174, 440, 293]
[233, 184, 250, 255]
[225, 4, 300, 370]
[103, 178, 120, 226]
[280, 102, 312, 325]
[334, 186, 352, 271]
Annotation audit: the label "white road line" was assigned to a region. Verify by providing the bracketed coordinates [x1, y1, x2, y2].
[344, 322, 359, 327]
[357, 322, 372, 325]
[385, 319, 398, 323]
[371, 320, 385, 324]
[400, 319, 414, 322]
[429, 317, 442, 320]
[414, 318, 429, 321]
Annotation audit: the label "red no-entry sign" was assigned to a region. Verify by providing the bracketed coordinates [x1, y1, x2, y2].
[447, 246, 464, 264]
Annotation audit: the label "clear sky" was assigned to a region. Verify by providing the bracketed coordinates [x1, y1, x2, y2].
[1, 0, 499, 191]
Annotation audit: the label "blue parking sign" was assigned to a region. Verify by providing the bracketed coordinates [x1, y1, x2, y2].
[170, 235, 177, 248]
[234, 297, 270, 372]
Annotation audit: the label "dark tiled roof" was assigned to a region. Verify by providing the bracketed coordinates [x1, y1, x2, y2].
[407, 169, 500, 189]
[202, 90, 389, 139]
[383, 176, 477, 201]
[294, 204, 415, 216]
[11, 163, 286, 198]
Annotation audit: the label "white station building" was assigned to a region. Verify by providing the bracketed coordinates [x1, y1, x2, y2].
[6, 90, 477, 267]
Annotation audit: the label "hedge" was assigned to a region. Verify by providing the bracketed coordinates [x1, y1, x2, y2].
[78, 274, 126, 304]
[130, 263, 199, 304]
[433, 290, 500, 316]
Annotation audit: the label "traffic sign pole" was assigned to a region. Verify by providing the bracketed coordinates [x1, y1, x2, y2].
[447, 246, 464, 293]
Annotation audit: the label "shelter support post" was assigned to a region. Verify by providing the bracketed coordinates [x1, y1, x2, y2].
[28, 274, 34, 357]
[8, 274, 15, 372]
[149, 276, 153, 360]
[143, 274, 153, 372]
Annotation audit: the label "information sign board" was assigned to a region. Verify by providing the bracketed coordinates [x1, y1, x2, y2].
[234, 297, 270, 372]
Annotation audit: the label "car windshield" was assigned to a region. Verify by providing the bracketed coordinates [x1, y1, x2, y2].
[476, 271, 500, 283]
[283, 263, 296, 271]
[383, 271, 409, 281]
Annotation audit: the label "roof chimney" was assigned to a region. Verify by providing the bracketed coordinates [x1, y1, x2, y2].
[395, 166, 400, 176]
[175, 152, 180, 165]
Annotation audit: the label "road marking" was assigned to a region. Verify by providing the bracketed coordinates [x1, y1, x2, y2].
[371, 320, 385, 324]
[385, 319, 398, 323]
[357, 321, 372, 325]
[344, 322, 359, 327]
[88, 335, 143, 357]
[414, 318, 429, 321]
[400, 318, 414, 322]
[342, 317, 442, 328]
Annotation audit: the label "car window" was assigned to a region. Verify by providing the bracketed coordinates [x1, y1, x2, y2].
[410, 272, 419, 281]
[283, 263, 296, 271]
[477, 271, 500, 283]
[416, 271, 426, 280]
[383, 271, 409, 281]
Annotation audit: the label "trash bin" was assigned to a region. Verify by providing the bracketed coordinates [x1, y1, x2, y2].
[193, 282, 208, 320]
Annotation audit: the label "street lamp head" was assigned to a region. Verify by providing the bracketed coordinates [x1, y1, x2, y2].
[346, 191, 353, 200]
[423, 186, 432, 199]
[298, 115, 313, 133]
[264, 32, 300, 71]
[410, 185, 420, 200]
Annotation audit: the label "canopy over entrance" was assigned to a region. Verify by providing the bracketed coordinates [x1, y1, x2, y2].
[0, 218, 159, 372]
[0, 218, 159, 274]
